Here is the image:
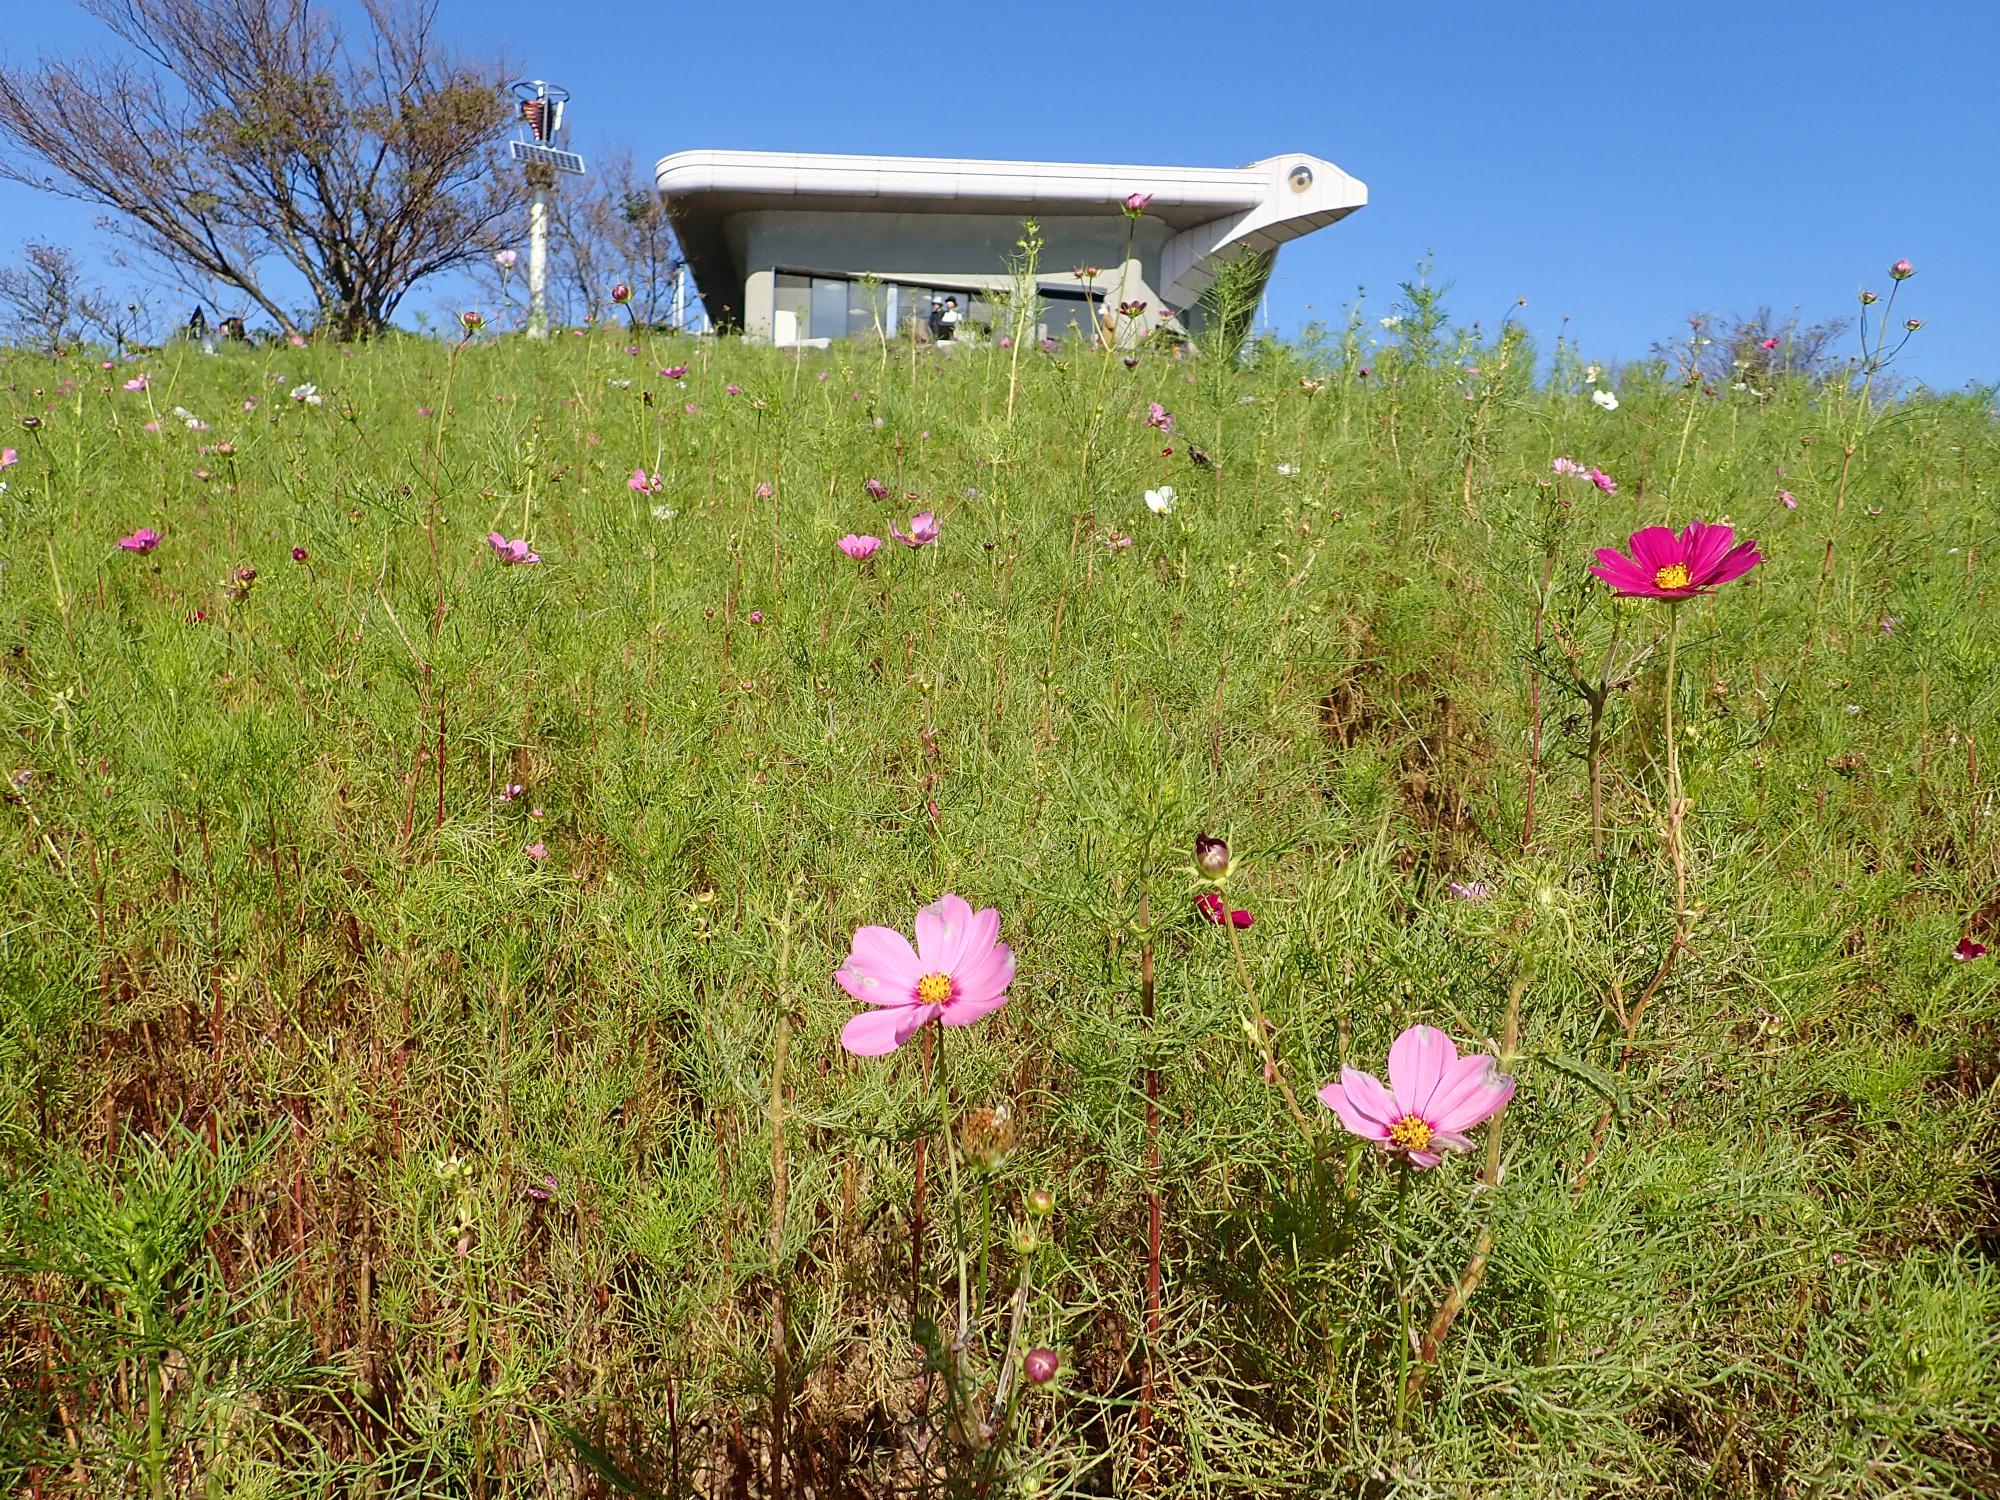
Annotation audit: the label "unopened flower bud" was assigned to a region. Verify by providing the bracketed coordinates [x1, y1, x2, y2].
[460, 309, 485, 332]
[1904, 317, 1923, 331]
[1859, 290, 1879, 305]
[1026, 1187, 1054, 1217]
[611, 283, 633, 304]
[1195, 833, 1231, 880]
[1889, 258, 1914, 280]
[1024, 1348, 1060, 1385]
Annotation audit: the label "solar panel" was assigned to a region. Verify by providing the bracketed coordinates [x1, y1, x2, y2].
[508, 140, 587, 175]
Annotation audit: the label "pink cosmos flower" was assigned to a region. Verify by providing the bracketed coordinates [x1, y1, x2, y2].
[0, 448, 16, 469]
[863, 477, 890, 500]
[1589, 521, 1760, 600]
[891, 511, 939, 547]
[838, 534, 882, 560]
[1955, 936, 1989, 962]
[835, 892, 1016, 1056]
[1760, 337, 1780, 350]
[1780, 491, 1798, 510]
[494, 249, 518, 270]
[662, 365, 688, 379]
[487, 532, 541, 566]
[1318, 1025, 1515, 1168]
[1587, 467, 1618, 495]
[754, 481, 774, 499]
[725, 383, 741, 395]
[1448, 880, 1492, 903]
[1122, 191, 1153, 215]
[1196, 891, 1253, 928]
[1550, 457, 1586, 478]
[629, 466, 663, 493]
[1145, 402, 1174, 435]
[748, 609, 764, 624]
[499, 783, 524, 803]
[123, 375, 148, 392]
[142, 421, 160, 433]
[117, 528, 161, 553]
[526, 841, 548, 862]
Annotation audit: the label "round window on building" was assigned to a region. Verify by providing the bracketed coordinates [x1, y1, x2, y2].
[1287, 163, 1314, 193]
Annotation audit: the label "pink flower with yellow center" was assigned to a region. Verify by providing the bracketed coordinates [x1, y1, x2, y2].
[835, 893, 1015, 1056]
[1318, 1024, 1514, 1168]
[1588, 521, 1760, 601]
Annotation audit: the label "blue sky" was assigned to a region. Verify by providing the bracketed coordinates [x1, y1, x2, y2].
[3, 0, 1995, 386]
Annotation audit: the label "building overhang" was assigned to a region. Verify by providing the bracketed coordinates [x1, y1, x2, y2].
[654, 149, 1367, 326]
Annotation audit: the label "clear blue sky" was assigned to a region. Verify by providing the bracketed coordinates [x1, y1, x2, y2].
[3, 0, 1995, 387]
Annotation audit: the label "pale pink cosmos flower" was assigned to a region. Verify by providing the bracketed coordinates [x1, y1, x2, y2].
[838, 534, 882, 560]
[835, 892, 1016, 1055]
[891, 511, 939, 547]
[754, 481, 774, 499]
[142, 421, 160, 434]
[494, 249, 518, 270]
[1145, 402, 1174, 435]
[629, 466, 663, 493]
[123, 375, 148, 392]
[1780, 491, 1798, 510]
[1550, 457, 1586, 478]
[725, 383, 741, 395]
[1589, 522, 1760, 600]
[525, 841, 548, 862]
[0, 448, 15, 469]
[1448, 880, 1492, 903]
[118, 528, 162, 553]
[1318, 1024, 1515, 1168]
[1587, 467, 1618, 495]
[662, 365, 688, 379]
[487, 532, 541, 566]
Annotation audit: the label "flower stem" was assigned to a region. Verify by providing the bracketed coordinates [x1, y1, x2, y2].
[1224, 914, 1317, 1146]
[1662, 606, 1687, 929]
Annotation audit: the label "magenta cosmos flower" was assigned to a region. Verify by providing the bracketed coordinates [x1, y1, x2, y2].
[835, 893, 1016, 1056]
[629, 466, 663, 493]
[486, 532, 541, 565]
[1318, 1024, 1514, 1168]
[118, 528, 162, 553]
[1589, 521, 1760, 600]
[838, 534, 882, 560]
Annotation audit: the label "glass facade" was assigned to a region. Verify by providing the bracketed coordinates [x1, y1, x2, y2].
[770, 272, 983, 344]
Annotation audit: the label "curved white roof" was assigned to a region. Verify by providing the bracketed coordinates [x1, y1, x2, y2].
[655, 148, 1367, 315]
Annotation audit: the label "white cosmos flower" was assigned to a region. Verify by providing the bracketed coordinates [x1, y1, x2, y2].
[1277, 463, 1298, 476]
[289, 383, 322, 406]
[1379, 315, 1403, 329]
[651, 504, 678, 521]
[1591, 389, 1619, 411]
[1583, 364, 1601, 383]
[1145, 486, 1175, 514]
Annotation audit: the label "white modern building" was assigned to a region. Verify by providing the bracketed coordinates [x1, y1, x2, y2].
[653, 149, 1366, 346]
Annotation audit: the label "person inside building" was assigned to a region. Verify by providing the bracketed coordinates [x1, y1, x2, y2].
[940, 296, 960, 342]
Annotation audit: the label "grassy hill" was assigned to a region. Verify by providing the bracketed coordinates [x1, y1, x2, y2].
[1, 307, 1996, 1496]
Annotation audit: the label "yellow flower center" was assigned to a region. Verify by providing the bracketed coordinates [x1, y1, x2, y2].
[1388, 1116, 1434, 1152]
[1654, 563, 1691, 591]
[916, 972, 954, 1006]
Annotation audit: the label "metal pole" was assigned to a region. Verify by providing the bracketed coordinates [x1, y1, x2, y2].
[527, 185, 550, 339]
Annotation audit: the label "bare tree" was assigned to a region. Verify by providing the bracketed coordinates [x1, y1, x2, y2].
[475, 150, 685, 330]
[0, 242, 103, 352]
[0, 0, 515, 339]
